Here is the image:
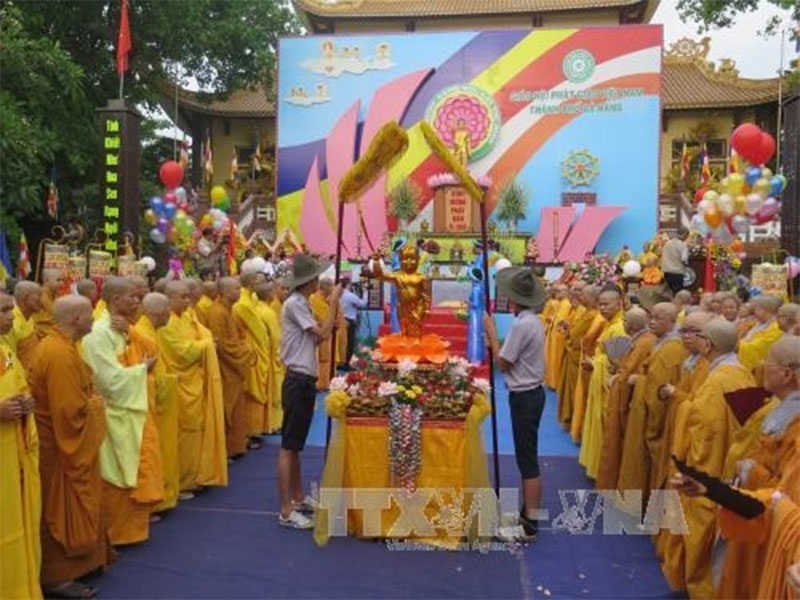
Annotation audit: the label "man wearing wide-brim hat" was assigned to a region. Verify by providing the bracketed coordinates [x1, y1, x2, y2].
[276, 254, 342, 530]
[483, 267, 547, 542]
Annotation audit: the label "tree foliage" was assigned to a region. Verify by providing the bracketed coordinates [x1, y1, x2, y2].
[676, 0, 798, 36]
[0, 0, 299, 260]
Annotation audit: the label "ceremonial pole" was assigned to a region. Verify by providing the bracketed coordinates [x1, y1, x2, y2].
[326, 197, 346, 451]
[479, 199, 501, 495]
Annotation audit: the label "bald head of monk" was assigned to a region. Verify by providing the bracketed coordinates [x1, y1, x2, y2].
[53, 295, 93, 340]
[153, 277, 169, 294]
[777, 303, 800, 333]
[240, 271, 265, 291]
[763, 335, 800, 397]
[649, 302, 679, 338]
[103, 276, 139, 319]
[186, 278, 202, 304]
[254, 281, 274, 303]
[623, 307, 649, 337]
[218, 277, 241, 306]
[597, 287, 622, 321]
[13, 281, 42, 318]
[273, 277, 289, 302]
[580, 285, 600, 309]
[719, 293, 740, 322]
[130, 276, 150, 301]
[141, 292, 170, 329]
[698, 318, 738, 359]
[680, 310, 713, 354]
[202, 280, 219, 300]
[41, 268, 65, 295]
[165, 281, 192, 316]
[674, 289, 692, 309]
[753, 294, 783, 324]
[76, 279, 99, 304]
[0, 291, 14, 335]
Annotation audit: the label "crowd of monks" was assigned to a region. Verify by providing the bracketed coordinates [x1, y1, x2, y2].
[542, 281, 800, 599]
[0, 266, 349, 599]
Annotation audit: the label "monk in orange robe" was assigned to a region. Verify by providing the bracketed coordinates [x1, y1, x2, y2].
[545, 286, 571, 390]
[556, 282, 589, 428]
[255, 282, 284, 435]
[0, 292, 41, 600]
[82, 277, 163, 546]
[738, 294, 783, 373]
[32, 269, 65, 340]
[159, 281, 227, 493]
[569, 300, 607, 443]
[662, 319, 755, 598]
[596, 307, 654, 490]
[133, 293, 180, 513]
[310, 278, 342, 391]
[29, 296, 113, 599]
[196, 280, 217, 325]
[1, 281, 42, 370]
[205, 278, 255, 458]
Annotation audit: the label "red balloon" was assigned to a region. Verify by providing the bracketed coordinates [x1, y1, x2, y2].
[694, 187, 708, 203]
[751, 132, 776, 166]
[731, 123, 763, 161]
[164, 192, 177, 203]
[159, 160, 184, 189]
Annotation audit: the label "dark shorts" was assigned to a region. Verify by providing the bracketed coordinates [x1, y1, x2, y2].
[664, 272, 684, 294]
[509, 386, 545, 479]
[281, 370, 317, 452]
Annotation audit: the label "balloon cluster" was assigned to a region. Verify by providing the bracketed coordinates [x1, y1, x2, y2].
[691, 123, 785, 241]
[145, 160, 195, 245]
[210, 185, 231, 212]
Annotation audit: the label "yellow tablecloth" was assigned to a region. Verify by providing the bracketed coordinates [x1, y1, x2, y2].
[314, 408, 492, 546]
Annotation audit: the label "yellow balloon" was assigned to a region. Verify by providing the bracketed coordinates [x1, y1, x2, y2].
[761, 168, 773, 180]
[734, 195, 747, 215]
[727, 173, 744, 195]
[704, 207, 723, 228]
[752, 177, 772, 198]
[210, 185, 228, 204]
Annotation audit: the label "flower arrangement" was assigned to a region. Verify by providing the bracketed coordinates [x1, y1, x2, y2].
[576, 252, 621, 287]
[709, 241, 741, 291]
[326, 350, 490, 491]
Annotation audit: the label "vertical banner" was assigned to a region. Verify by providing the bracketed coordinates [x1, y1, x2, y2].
[96, 100, 141, 255]
[43, 244, 69, 272]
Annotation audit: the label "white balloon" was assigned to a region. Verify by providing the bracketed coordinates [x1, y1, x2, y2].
[622, 260, 641, 278]
[717, 193, 735, 217]
[731, 215, 751, 234]
[745, 193, 765, 216]
[139, 256, 156, 273]
[697, 199, 712, 216]
[494, 258, 513, 272]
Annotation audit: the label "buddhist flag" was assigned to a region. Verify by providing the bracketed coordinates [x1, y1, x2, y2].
[46, 180, 59, 220]
[116, 0, 131, 76]
[0, 232, 11, 285]
[17, 232, 31, 280]
[699, 143, 711, 185]
[680, 139, 690, 182]
[178, 139, 190, 172]
[252, 133, 262, 173]
[203, 131, 213, 183]
[230, 148, 238, 180]
[226, 220, 238, 275]
[728, 145, 739, 175]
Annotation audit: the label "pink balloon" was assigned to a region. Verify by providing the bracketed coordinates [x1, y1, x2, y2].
[786, 258, 800, 279]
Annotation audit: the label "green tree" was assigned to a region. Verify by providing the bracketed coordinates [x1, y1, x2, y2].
[495, 178, 528, 233]
[676, 0, 798, 36]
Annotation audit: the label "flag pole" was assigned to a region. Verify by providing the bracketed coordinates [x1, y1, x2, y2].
[326, 197, 347, 453]
[119, 71, 124, 100]
[777, 27, 785, 169]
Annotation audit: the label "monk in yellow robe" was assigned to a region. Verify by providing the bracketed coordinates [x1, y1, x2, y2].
[205, 278, 255, 458]
[578, 288, 626, 479]
[663, 318, 755, 598]
[32, 268, 65, 339]
[29, 296, 113, 598]
[674, 290, 692, 328]
[159, 281, 227, 493]
[596, 307, 654, 490]
[738, 294, 783, 373]
[82, 277, 163, 546]
[556, 282, 589, 428]
[255, 281, 284, 435]
[196, 280, 217, 326]
[1, 281, 41, 370]
[545, 286, 571, 390]
[310, 278, 342, 390]
[539, 289, 558, 329]
[569, 304, 607, 443]
[0, 292, 41, 600]
[133, 293, 180, 513]
[233, 272, 271, 441]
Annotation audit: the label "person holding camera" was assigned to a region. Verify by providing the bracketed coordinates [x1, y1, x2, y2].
[339, 276, 368, 368]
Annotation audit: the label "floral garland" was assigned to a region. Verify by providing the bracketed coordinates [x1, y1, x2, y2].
[388, 400, 423, 491]
[575, 252, 621, 287]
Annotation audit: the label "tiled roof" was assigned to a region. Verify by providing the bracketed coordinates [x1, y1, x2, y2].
[663, 37, 778, 109]
[294, 0, 649, 18]
[175, 86, 275, 118]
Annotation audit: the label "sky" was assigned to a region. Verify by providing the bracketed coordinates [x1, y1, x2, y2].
[651, 0, 796, 79]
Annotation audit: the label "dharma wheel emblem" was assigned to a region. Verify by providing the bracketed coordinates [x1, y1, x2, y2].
[562, 149, 600, 187]
[563, 49, 596, 84]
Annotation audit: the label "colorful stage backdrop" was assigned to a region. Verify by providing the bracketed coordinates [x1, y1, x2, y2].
[276, 26, 663, 260]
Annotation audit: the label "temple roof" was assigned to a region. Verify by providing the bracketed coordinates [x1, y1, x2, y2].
[662, 37, 779, 109]
[293, 0, 654, 18]
[172, 85, 275, 118]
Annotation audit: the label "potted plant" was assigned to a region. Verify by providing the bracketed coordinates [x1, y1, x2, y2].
[388, 178, 422, 230]
[495, 178, 528, 233]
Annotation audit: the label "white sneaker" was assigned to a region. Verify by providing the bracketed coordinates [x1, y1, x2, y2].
[293, 495, 318, 514]
[495, 525, 525, 542]
[279, 510, 314, 530]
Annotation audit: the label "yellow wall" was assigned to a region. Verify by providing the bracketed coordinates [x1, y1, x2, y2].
[333, 9, 617, 34]
[208, 117, 274, 189]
